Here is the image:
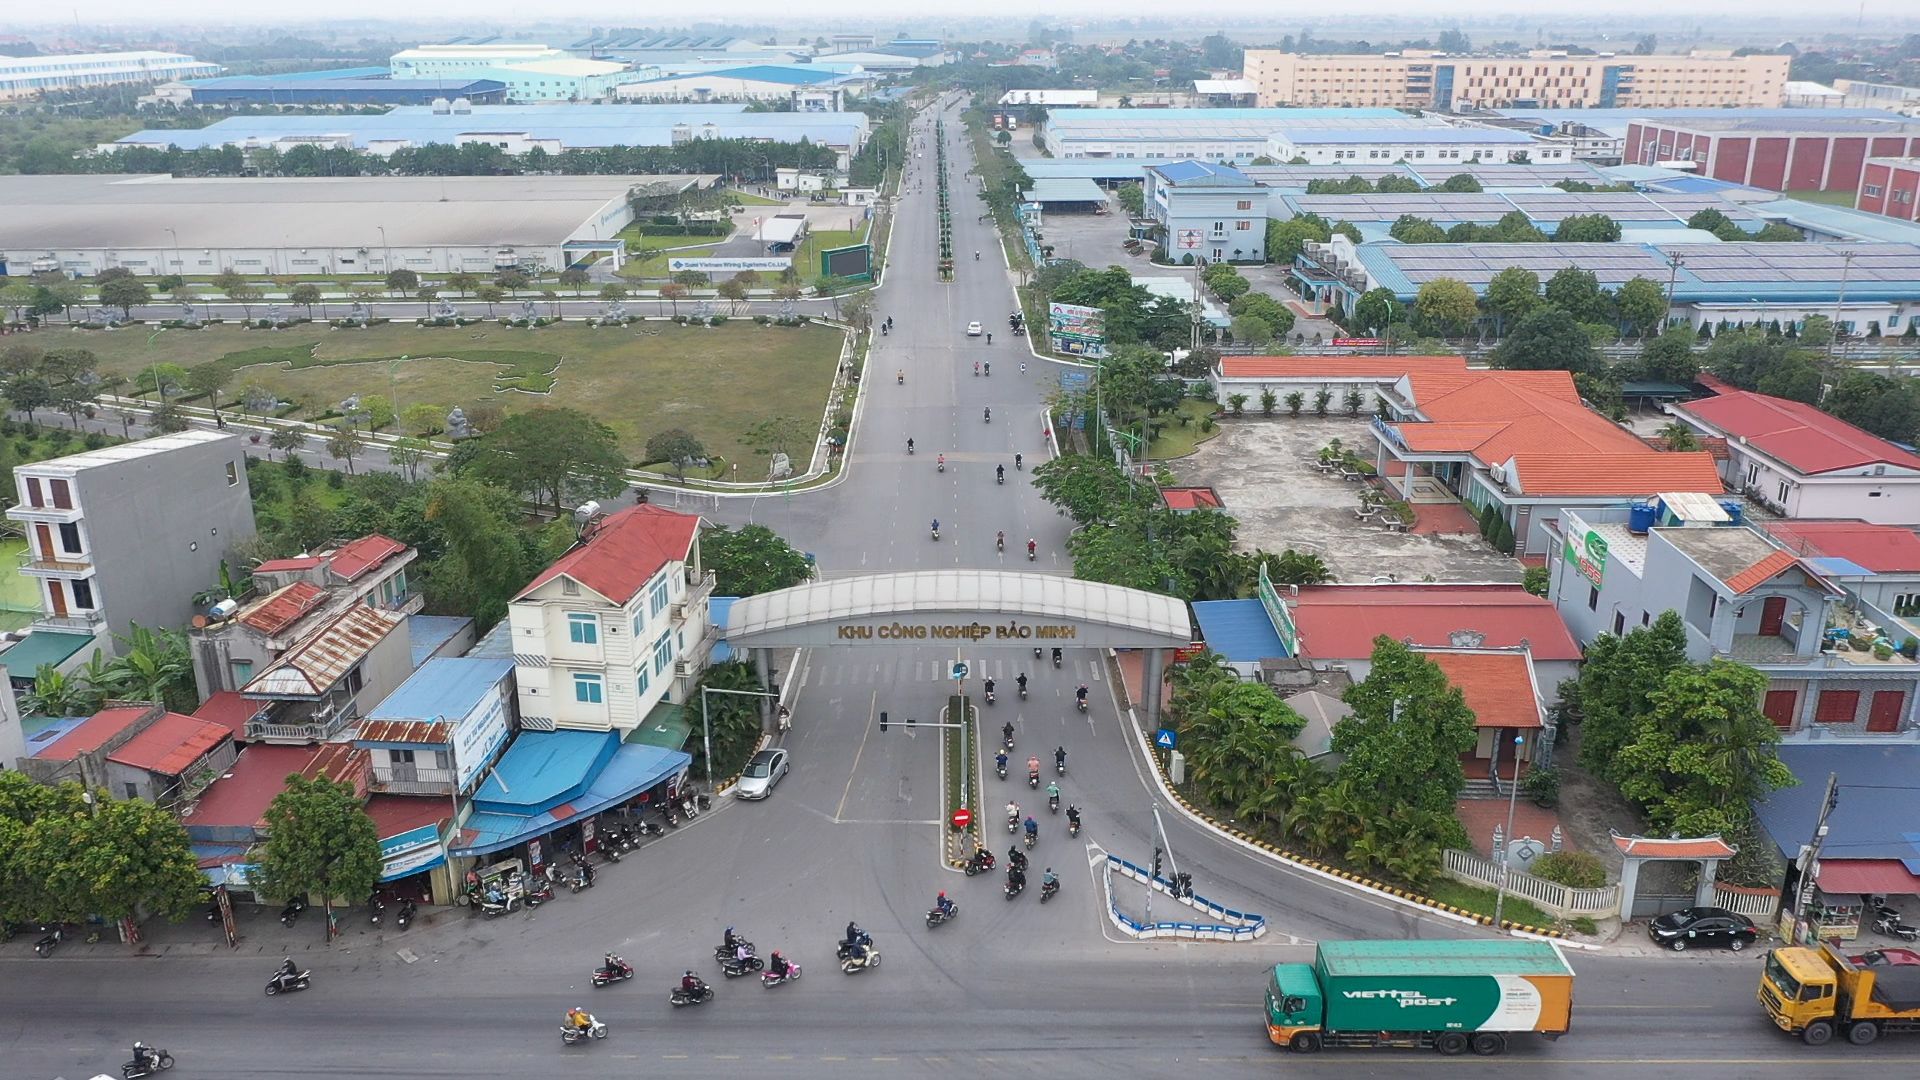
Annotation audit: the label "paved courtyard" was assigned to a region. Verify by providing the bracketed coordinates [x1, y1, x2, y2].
[1167, 415, 1525, 584]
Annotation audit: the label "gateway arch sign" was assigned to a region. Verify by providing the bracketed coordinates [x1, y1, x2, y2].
[724, 570, 1192, 721]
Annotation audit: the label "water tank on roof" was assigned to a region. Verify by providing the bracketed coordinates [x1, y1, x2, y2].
[1627, 502, 1657, 535]
[671, 123, 691, 145]
[452, 97, 471, 114]
[1719, 501, 1745, 525]
[207, 597, 241, 622]
[431, 97, 452, 113]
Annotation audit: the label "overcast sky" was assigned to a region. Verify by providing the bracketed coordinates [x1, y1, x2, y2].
[26, 2, 1909, 27]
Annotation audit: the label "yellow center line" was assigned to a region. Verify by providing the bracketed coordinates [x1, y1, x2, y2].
[835, 690, 877, 822]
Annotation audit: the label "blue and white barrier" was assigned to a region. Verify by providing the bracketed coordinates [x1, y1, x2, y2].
[1103, 854, 1266, 941]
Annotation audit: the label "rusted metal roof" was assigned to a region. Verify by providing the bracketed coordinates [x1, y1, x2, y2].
[245, 605, 404, 697]
[357, 718, 452, 745]
[239, 581, 329, 636]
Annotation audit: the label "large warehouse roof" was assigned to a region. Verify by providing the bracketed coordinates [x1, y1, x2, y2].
[114, 102, 868, 152]
[1283, 190, 1764, 228]
[0, 174, 709, 250]
[1492, 105, 1911, 138]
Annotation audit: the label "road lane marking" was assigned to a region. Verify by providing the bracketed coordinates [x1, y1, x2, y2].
[835, 691, 878, 822]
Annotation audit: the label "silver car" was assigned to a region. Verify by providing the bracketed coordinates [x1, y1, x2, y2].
[735, 748, 790, 800]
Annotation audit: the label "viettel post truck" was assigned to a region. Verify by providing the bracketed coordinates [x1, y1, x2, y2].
[1265, 939, 1576, 1056]
[1760, 942, 1920, 1046]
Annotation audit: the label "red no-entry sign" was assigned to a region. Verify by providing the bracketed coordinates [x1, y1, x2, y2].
[951, 808, 972, 830]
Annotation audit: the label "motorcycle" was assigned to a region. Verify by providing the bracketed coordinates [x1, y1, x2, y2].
[1024, 831, 1037, 850]
[478, 890, 521, 917]
[34, 925, 64, 958]
[279, 898, 306, 927]
[1056, 759, 1065, 776]
[996, 472, 1003, 485]
[1032, 647, 1042, 661]
[561, 1018, 609, 1044]
[963, 851, 996, 877]
[567, 867, 595, 894]
[265, 968, 311, 996]
[1027, 770, 1040, 790]
[1052, 651, 1062, 669]
[396, 897, 416, 931]
[1877, 910, 1920, 942]
[122, 1049, 175, 1078]
[203, 900, 221, 924]
[937, 459, 945, 473]
[841, 947, 882, 975]
[525, 880, 557, 907]
[761, 962, 802, 988]
[926, 904, 958, 928]
[1068, 817, 1081, 838]
[834, 932, 874, 961]
[1004, 878, 1025, 900]
[721, 953, 765, 978]
[714, 939, 754, 961]
[985, 688, 995, 705]
[663, 803, 680, 828]
[1003, 735, 1015, 752]
[1049, 794, 1059, 814]
[1076, 697, 1088, 714]
[1028, 548, 1036, 562]
[1007, 810, 1019, 834]
[682, 795, 703, 820]
[1018, 684, 1028, 700]
[1041, 879, 1060, 904]
[995, 760, 1007, 780]
[671, 981, 716, 1006]
[907, 442, 915, 455]
[592, 959, 635, 987]
[931, 526, 940, 541]
[601, 838, 622, 863]
[368, 894, 385, 926]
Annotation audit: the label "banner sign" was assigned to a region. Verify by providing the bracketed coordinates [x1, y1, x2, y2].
[666, 257, 791, 273]
[1563, 512, 1609, 588]
[1258, 561, 1300, 657]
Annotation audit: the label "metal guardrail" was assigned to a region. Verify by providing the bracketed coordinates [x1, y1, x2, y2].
[1103, 854, 1267, 941]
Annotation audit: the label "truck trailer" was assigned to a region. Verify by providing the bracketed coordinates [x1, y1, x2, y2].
[1265, 939, 1576, 1055]
[1760, 942, 1920, 1046]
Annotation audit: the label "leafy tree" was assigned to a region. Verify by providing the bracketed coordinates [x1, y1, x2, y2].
[225, 282, 265, 320]
[494, 270, 530, 296]
[656, 282, 687, 314]
[1754, 222, 1804, 242]
[1412, 277, 1478, 337]
[1614, 660, 1797, 836]
[1227, 292, 1294, 337]
[1552, 213, 1622, 243]
[474, 284, 504, 315]
[558, 267, 592, 294]
[103, 624, 197, 712]
[384, 268, 419, 296]
[1628, 331, 1700, 384]
[1284, 390, 1305, 416]
[1351, 287, 1401, 335]
[400, 402, 443, 437]
[692, 661, 770, 780]
[597, 282, 629, 304]
[1114, 182, 1145, 215]
[421, 477, 541, 628]
[1435, 173, 1483, 193]
[1658, 421, 1701, 451]
[1231, 315, 1273, 347]
[388, 437, 430, 482]
[289, 282, 322, 316]
[701, 523, 813, 595]
[1032, 453, 1140, 526]
[1686, 207, 1750, 242]
[0, 279, 38, 324]
[1756, 356, 1824, 404]
[644, 428, 708, 478]
[445, 272, 480, 297]
[5, 372, 55, 418]
[715, 278, 749, 314]
[326, 424, 364, 474]
[186, 363, 233, 423]
[254, 775, 382, 917]
[1335, 639, 1478, 812]
[1613, 276, 1669, 336]
[268, 426, 306, 461]
[21, 661, 105, 718]
[1265, 212, 1332, 265]
[1574, 611, 1690, 780]
[1265, 549, 1331, 585]
[150, 402, 190, 433]
[0, 775, 204, 930]
[1823, 372, 1920, 442]
[1543, 268, 1611, 324]
[1491, 306, 1599, 373]
[456, 407, 628, 517]
[1482, 266, 1541, 334]
[99, 276, 150, 318]
[1521, 565, 1550, 597]
[1388, 214, 1448, 244]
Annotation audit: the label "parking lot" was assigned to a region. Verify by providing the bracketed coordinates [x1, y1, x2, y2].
[1166, 415, 1525, 584]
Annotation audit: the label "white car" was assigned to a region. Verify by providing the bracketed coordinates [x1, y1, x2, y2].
[966, 321, 983, 336]
[735, 748, 790, 800]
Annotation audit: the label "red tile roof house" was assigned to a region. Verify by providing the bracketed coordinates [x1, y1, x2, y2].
[1208, 354, 1470, 405]
[20, 701, 237, 805]
[1366, 368, 1723, 556]
[1285, 582, 1584, 696]
[188, 534, 421, 704]
[1668, 389, 1920, 525]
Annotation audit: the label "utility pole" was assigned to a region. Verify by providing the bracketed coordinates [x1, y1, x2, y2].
[1791, 772, 1840, 946]
[1827, 251, 1854, 363]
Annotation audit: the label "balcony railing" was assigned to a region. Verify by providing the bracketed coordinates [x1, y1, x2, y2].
[17, 550, 91, 573]
[369, 766, 456, 795]
[34, 611, 105, 632]
[246, 704, 353, 744]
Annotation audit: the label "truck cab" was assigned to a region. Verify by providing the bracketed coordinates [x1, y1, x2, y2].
[1266, 963, 1326, 1051]
[1760, 945, 1840, 1041]
[1762, 943, 1920, 1046]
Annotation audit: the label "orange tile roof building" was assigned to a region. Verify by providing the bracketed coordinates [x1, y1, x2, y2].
[1369, 368, 1722, 556]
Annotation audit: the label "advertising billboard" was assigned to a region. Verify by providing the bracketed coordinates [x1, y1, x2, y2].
[820, 243, 874, 282]
[1562, 512, 1609, 588]
[1047, 301, 1108, 359]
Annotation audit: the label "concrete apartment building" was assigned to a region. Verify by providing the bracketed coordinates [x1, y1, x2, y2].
[1242, 49, 1788, 111]
[3, 432, 256, 668]
[1142, 160, 1267, 264]
[0, 51, 219, 101]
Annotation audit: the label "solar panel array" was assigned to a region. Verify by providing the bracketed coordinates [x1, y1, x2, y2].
[1288, 191, 1764, 226]
[1665, 243, 1920, 284]
[1241, 163, 1415, 184]
[1381, 243, 1673, 286]
[1413, 161, 1602, 183]
[1292, 194, 1515, 219]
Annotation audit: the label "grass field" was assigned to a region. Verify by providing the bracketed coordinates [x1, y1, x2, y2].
[0, 537, 37, 632]
[69, 321, 846, 470]
[1784, 188, 1859, 208]
[1147, 400, 1223, 460]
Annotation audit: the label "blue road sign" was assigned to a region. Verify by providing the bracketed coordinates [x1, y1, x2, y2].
[1154, 728, 1177, 750]
[951, 661, 970, 681]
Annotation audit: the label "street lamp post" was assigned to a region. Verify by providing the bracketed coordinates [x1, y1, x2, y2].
[377, 225, 391, 280]
[1491, 733, 1527, 928]
[164, 227, 179, 281]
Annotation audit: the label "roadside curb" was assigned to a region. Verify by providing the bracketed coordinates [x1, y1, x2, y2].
[1111, 655, 1568, 940]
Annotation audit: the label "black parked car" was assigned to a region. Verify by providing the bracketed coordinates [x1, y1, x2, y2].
[1649, 906, 1759, 952]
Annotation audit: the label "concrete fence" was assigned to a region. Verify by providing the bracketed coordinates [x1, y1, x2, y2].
[1102, 854, 1266, 941]
[1443, 849, 1621, 919]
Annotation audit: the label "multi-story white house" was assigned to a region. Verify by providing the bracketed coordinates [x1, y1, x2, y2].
[1142, 160, 1268, 264]
[507, 505, 715, 732]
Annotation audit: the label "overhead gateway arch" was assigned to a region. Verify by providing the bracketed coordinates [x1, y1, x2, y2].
[725, 570, 1191, 724]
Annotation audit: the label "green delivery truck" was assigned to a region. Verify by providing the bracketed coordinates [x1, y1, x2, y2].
[1265, 939, 1576, 1056]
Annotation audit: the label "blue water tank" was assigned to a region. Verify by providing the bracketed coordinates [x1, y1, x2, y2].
[1627, 503, 1657, 534]
[1719, 500, 1744, 525]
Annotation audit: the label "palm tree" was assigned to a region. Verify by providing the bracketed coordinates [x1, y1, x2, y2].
[107, 624, 195, 710]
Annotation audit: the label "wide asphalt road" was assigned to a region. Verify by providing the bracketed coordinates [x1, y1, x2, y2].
[4, 92, 1910, 1080]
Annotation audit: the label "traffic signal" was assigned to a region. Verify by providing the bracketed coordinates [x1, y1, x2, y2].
[879, 711, 889, 732]
[1153, 847, 1164, 880]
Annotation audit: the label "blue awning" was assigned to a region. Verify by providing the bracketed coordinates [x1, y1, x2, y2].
[450, 741, 690, 857]
[1191, 599, 1288, 662]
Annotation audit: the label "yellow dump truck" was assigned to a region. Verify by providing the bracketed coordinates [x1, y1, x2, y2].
[1760, 942, 1920, 1046]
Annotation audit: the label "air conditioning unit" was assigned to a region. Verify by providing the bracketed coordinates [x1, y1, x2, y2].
[673, 658, 696, 677]
[670, 602, 687, 621]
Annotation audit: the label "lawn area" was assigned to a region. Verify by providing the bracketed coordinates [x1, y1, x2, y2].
[68, 321, 846, 471]
[1784, 188, 1859, 208]
[731, 191, 787, 206]
[0, 537, 37, 632]
[793, 227, 866, 277]
[1146, 399, 1222, 460]
[617, 239, 727, 280]
[1424, 880, 1557, 930]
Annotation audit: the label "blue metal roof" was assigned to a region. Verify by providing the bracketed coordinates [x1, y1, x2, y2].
[409, 614, 474, 668]
[1191, 599, 1289, 662]
[368, 656, 514, 724]
[1642, 175, 1749, 195]
[1023, 178, 1108, 203]
[1750, 198, 1920, 245]
[466, 619, 514, 660]
[629, 64, 854, 86]
[1288, 127, 1536, 145]
[1755, 744, 1920, 865]
[709, 596, 736, 663]
[452, 731, 690, 856]
[185, 66, 392, 85]
[1147, 159, 1256, 185]
[1048, 107, 1406, 126]
[118, 103, 868, 151]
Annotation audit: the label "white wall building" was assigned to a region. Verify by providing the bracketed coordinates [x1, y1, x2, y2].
[1669, 389, 1920, 524]
[507, 506, 717, 733]
[389, 44, 639, 102]
[0, 51, 220, 101]
[1267, 128, 1560, 165]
